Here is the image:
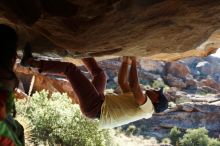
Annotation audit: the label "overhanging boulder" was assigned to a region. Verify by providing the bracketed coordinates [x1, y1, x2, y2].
[0, 0, 220, 59]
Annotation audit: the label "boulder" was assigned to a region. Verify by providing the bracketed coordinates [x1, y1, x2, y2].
[185, 78, 197, 90]
[199, 78, 220, 91]
[215, 93, 220, 98]
[139, 72, 161, 84]
[164, 74, 187, 89]
[164, 62, 191, 80]
[122, 92, 220, 139]
[139, 59, 165, 74]
[196, 86, 218, 94]
[15, 64, 79, 103]
[0, 1, 220, 58]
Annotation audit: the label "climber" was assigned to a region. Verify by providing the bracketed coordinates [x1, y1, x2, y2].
[22, 47, 168, 128]
[0, 24, 24, 146]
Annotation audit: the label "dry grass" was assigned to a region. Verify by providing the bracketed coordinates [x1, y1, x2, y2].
[16, 115, 34, 146]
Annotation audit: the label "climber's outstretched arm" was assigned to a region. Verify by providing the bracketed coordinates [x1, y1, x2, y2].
[129, 57, 146, 105]
[118, 57, 131, 93]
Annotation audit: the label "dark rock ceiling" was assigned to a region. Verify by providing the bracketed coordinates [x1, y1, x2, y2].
[0, 0, 220, 60]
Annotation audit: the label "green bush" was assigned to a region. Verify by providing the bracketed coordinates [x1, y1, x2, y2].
[161, 138, 171, 145]
[170, 126, 182, 146]
[180, 128, 209, 146]
[169, 127, 220, 146]
[16, 90, 114, 146]
[152, 79, 166, 89]
[125, 125, 138, 136]
[209, 138, 220, 146]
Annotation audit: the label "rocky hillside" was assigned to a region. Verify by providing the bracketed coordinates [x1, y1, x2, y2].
[121, 92, 220, 139]
[139, 56, 220, 93]
[101, 56, 220, 94]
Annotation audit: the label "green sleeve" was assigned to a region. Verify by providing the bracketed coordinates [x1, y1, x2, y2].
[0, 121, 22, 146]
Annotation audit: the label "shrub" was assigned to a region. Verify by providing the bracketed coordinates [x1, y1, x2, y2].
[125, 125, 138, 136]
[170, 126, 182, 146]
[161, 138, 171, 145]
[16, 90, 114, 146]
[180, 128, 209, 146]
[169, 127, 220, 146]
[208, 138, 220, 146]
[152, 79, 166, 89]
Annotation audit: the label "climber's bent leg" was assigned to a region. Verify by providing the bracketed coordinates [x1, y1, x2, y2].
[39, 60, 104, 119]
[82, 58, 107, 100]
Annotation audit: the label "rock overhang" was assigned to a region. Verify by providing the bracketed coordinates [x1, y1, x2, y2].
[0, 0, 220, 61]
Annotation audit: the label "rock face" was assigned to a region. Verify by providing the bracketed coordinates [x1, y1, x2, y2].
[139, 59, 165, 74]
[15, 64, 79, 103]
[200, 79, 220, 91]
[0, 0, 220, 58]
[139, 55, 220, 92]
[164, 62, 191, 79]
[163, 62, 194, 89]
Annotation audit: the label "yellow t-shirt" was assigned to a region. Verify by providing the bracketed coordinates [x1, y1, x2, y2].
[99, 92, 154, 128]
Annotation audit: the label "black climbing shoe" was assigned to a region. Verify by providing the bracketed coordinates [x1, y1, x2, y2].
[153, 88, 168, 113]
[21, 43, 33, 67]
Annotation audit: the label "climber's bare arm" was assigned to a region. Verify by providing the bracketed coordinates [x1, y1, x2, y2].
[118, 57, 131, 93]
[129, 57, 146, 105]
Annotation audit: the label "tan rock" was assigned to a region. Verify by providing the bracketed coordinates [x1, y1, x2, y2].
[164, 74, 186, 89]
[15, 64, 79, 103]
[165, 62, 191, 79]
[200, 78, 220, 91]
[0, 1, 220, 59]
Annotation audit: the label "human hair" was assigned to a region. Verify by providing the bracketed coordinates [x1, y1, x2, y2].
[0, 24, 19, 90]
[0, 24, 18, 68]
